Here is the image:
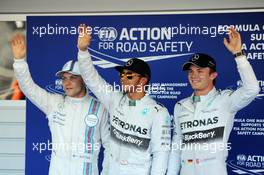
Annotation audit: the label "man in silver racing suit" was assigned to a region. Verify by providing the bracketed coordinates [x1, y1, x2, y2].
[167, 28, 260, 175]
[11, 33, 110, 175]
[77, 24, 171, 175]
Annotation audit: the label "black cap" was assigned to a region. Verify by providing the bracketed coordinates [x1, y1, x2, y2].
[115, 58, 151, 79]
[182, 53, 216, 71]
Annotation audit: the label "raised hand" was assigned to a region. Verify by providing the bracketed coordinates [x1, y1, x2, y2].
[223, 27, 242, 54]
[11, 33, 26, 59]
[78, 24, 92, 51]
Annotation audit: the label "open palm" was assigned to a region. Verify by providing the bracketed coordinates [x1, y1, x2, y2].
[223, 27, 242, 54]
[11, 33, 26, 59]
[77, 24, 92, 51]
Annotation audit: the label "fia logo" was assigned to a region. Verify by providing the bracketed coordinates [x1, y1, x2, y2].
[237, 154, 247, 162]
[55, 79, 63, 90]
[98, 27, 117, 41]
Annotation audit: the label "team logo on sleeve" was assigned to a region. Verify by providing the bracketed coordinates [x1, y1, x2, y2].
[57, 103, 64, 112]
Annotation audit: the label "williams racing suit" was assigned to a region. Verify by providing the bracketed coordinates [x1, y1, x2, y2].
[78, 50, 171, 175]
[167, 55, 260, 175]
[13, 59, 110, 175]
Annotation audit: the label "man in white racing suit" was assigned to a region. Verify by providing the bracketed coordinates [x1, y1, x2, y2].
[167, 28, 260, 175]
[77, 24, 171, 175]
[11, 34, 110, 175]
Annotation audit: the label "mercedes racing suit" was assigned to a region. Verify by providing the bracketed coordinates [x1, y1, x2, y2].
[167, 55, 260, 175]
[77, 50, 171, 175]
[13, 59, 110, 175]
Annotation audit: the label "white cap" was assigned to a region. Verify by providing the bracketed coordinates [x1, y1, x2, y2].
[55, 60, 81, 77]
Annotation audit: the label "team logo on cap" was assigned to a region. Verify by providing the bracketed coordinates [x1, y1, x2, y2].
[126, 60, 133, 66]
[208, 61, 215, 66]
[192, 54, 199, 61]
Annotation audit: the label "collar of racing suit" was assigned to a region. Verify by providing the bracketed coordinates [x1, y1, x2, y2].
[125, 94, 154, 107]
[182, 87, 217, 112]
[66, 92, 90, 102]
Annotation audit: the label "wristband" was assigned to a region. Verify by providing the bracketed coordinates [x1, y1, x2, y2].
[233, 50, 246, 58]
